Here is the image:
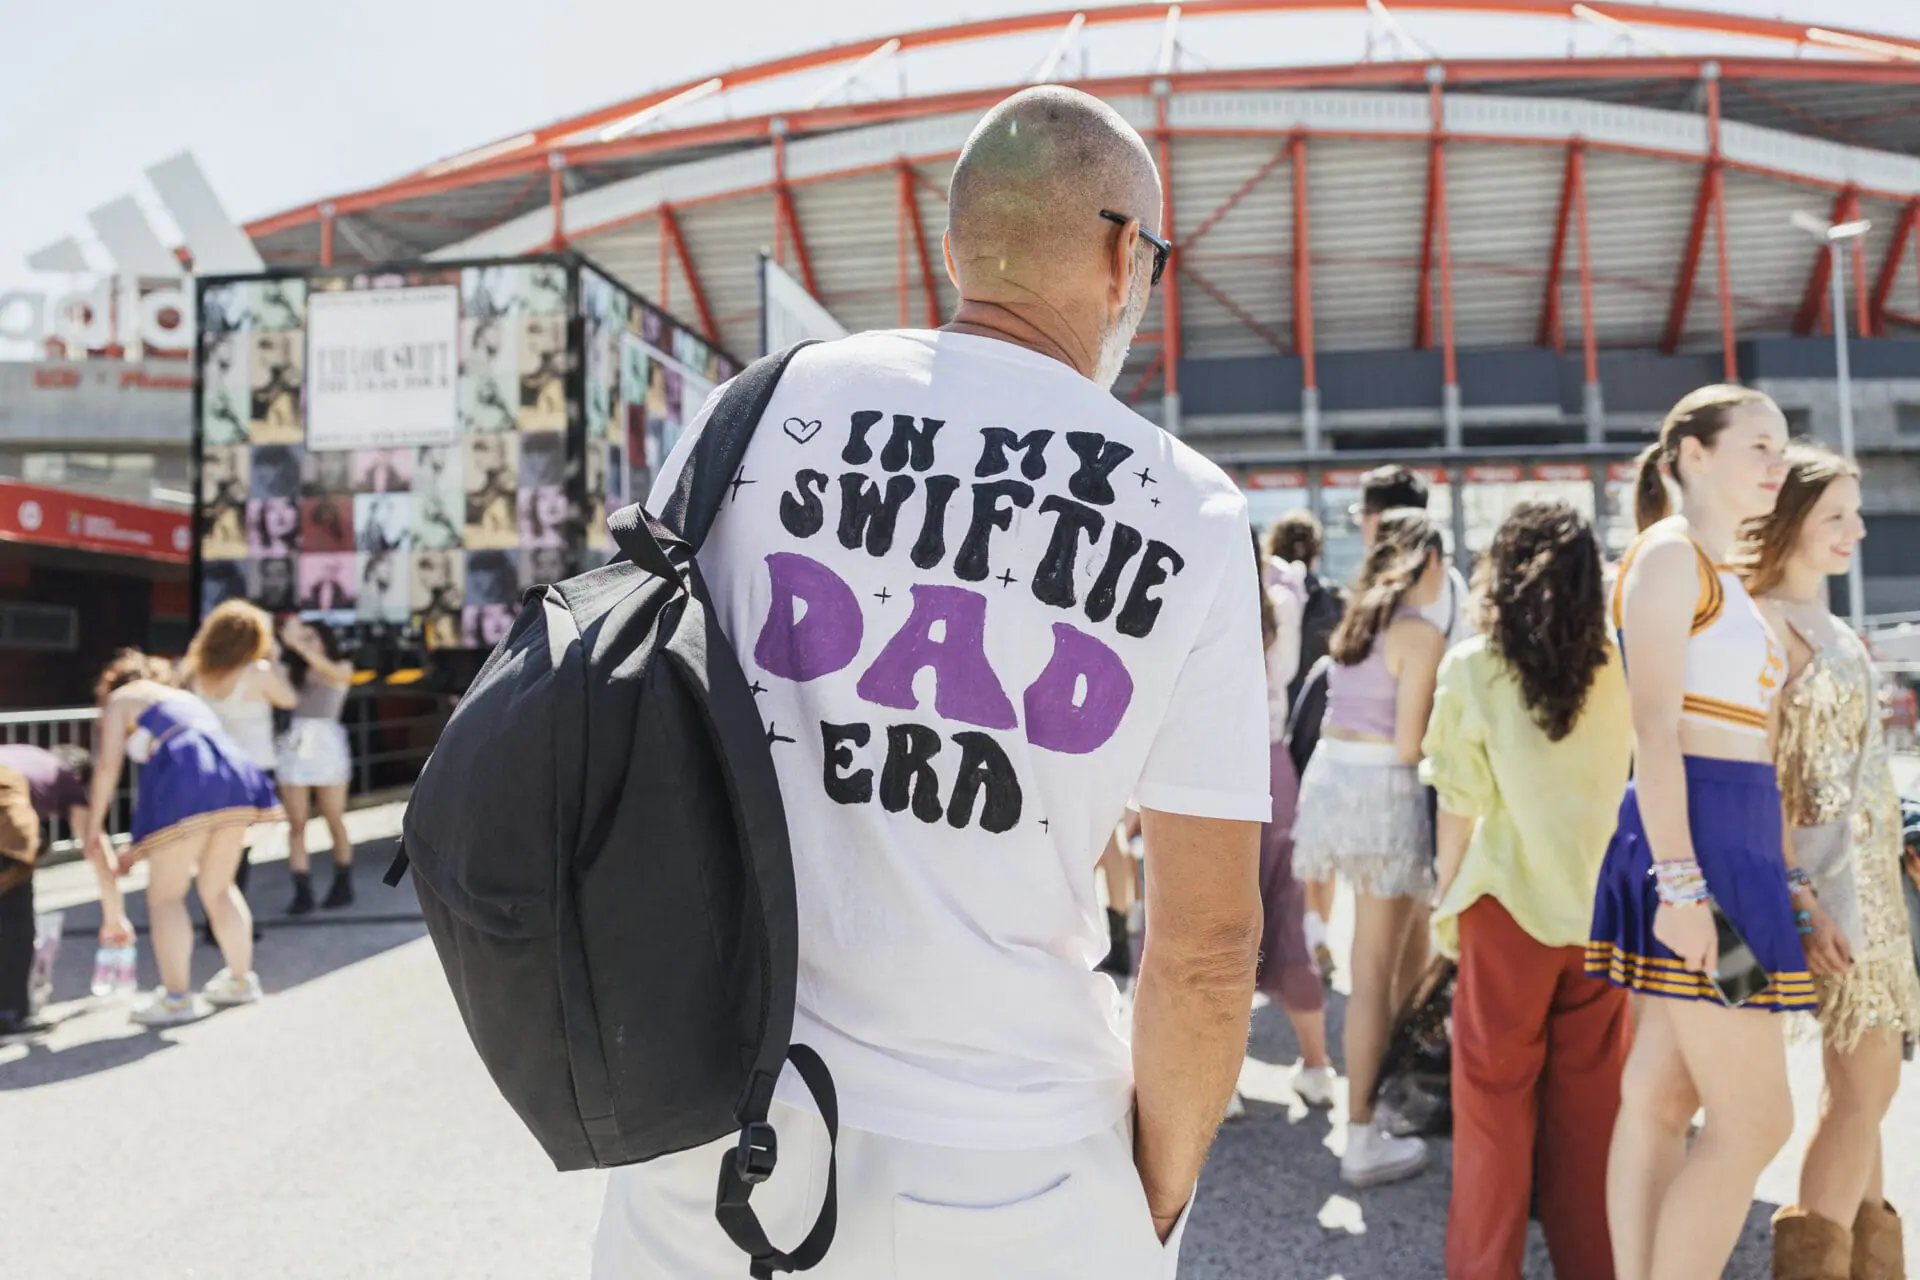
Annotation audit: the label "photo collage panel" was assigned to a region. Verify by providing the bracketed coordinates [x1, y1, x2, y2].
[202, 264, 724, 641]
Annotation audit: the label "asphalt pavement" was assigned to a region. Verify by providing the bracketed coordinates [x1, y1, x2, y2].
[7, 779, 1920, 1279]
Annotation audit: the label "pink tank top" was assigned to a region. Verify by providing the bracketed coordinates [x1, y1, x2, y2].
[1323, 611, 1418, 739]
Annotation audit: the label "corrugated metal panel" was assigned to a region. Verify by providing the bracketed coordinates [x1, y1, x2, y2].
[1576, 150, 1700, 349]
[1693, 170, 1824, 345]
[791, 172, 910, 336]
[1305, 138, 1428, 352]
[1171, 137, 1292, 359]
[1445, 142, 1564, 349]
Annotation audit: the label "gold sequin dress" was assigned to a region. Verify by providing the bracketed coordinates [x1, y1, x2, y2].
[1776, 627, 1920, 1051]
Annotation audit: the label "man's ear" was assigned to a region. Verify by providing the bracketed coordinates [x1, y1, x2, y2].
[1107, 217, 1138, 318]
[942, 230, 959, 290]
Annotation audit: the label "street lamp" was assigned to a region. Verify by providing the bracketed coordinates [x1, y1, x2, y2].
[1789, 210, 1872, 630]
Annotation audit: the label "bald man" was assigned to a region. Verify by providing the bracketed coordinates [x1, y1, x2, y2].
[594, 87, 1267, 1279]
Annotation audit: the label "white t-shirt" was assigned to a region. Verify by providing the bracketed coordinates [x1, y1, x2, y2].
[1420, 563, 1476, 645]
[651, 330, 1270, 1149]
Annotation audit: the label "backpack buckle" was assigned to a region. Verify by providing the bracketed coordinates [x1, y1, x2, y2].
[735, 1121, 778, 1184]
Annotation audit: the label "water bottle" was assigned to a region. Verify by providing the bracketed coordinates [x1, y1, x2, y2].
[91, 944, 116, 998]
[114, 944, 139, 995]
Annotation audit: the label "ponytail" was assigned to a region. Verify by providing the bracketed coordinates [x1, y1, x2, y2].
[1633, 442, 1670, 532]
[1637, 383, 1775, 532]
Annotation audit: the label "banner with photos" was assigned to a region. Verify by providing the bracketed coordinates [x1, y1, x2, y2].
[580, 266, 735, 565]
[199, 259, 736, 650]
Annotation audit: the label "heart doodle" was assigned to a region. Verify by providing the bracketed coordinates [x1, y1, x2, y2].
[782, 417, 823, 445]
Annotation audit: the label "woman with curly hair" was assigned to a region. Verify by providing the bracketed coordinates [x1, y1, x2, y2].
[1742, 444, 1920, 1280]
[1291, 508, 1449, 1187]
[84, 618, 281, 1026]
[1420, 502, 1633, 1279]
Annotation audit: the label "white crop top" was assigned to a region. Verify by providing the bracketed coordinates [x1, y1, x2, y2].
[1612, 532, 1784, 737]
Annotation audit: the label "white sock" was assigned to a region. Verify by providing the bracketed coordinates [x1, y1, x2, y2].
[1304, 912, 1328, 950]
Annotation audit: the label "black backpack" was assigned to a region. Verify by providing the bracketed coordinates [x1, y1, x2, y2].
[388, 343, 836, 1279]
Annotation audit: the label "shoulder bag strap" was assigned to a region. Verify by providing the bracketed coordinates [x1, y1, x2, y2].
[660, 341, 819, 551]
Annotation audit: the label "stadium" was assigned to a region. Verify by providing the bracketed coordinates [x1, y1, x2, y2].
[237, 0, 1920, 600]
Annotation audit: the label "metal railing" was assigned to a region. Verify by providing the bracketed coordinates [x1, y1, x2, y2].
[0, 707, 126, 857]
[0, 690, 450, 858]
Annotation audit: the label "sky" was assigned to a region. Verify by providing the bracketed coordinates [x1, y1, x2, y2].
[5, 0, 1920, 306]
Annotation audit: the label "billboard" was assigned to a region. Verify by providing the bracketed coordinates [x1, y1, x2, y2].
[196, 256, 737, 652]
[758, 254, 848, 357]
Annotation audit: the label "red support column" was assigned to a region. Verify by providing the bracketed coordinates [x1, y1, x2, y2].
[1710, 166, 1737, 381]
[1867, 204, 1915, 337]
[660, 205, 719, 344]
[771, 130, 822, 299]
[772, 132, 788, 270]
[1537, 143, 1581, 351]
[1662, 174, 1715, 355]
[548, 156, 567, 250]
[1415, 138, 1442, 350]
[1290, 134, 1317, 393]
[1431, 77, 1459, 446]
[1291, 131, 1321, 453]
[1704, 70, 1738, 381]
[657, 207, 671, 307]
[1794, 187, 1860, 335]
[896, 163, 910, 328]
[1853, 221, 1871, 337]
[1155, 91, 1182, 430]
[319, 203, 335, 267]
[1573, 146, 1598, 390]
[899, 160, 942, 327]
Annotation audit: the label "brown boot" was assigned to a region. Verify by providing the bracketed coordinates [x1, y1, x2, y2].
[1852, 1201, 1905, 1280]
[1774, 1206, 1853, 1280]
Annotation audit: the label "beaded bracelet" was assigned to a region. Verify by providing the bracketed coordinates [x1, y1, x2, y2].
[1651, 859, 1710, 906]
[1787, 866, 1816, 898]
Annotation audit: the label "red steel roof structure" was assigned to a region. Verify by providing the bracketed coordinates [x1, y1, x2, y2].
[242, 2, 1920, 421]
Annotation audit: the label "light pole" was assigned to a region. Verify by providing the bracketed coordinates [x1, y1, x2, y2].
[1790, 210, 1871, 630]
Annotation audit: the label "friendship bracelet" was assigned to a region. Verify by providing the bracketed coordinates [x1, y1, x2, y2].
[1794, 909, 1814, 937]
[1650, 859, 1710, 906]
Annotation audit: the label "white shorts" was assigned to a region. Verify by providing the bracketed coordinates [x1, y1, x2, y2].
[276, 718, 351, 788]
[592, 1102, 1191, 1280]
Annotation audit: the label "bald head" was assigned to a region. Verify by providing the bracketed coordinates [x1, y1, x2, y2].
[948, 87, 1160, 292]
[944, 88, 1162, 385]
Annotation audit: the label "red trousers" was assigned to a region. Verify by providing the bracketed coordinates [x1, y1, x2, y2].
[1448, 897, 1630, 1280]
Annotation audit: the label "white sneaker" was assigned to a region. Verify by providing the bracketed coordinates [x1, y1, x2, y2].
[1224, 1090, 1248, 1120]
[203, 968, 263, 1008]
[1295, 1066, 1337, 1109]
[130, 989, 208, 1027]
[1340, 1120, 1429, 1189]
[1374, 1099, 1422, 1138]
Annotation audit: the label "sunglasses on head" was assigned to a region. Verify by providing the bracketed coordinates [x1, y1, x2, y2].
[1099, 210, 1171, 286]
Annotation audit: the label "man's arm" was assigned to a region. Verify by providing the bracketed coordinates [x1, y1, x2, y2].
[1132, 808, 1261, 1239]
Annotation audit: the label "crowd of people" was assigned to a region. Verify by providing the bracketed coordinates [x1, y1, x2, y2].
[0, 603, 356, 1034]
[9, 82, 1920, 1280]
[1085, 386, 1918, 1279]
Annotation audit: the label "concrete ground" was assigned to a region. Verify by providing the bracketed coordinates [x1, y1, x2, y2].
[6, 772, 1920, 1278]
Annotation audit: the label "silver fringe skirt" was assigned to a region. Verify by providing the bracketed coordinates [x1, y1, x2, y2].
[1291, 738, 1435, 901]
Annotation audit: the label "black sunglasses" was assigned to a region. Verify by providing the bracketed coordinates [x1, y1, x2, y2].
[1099, 210, 1171, 286]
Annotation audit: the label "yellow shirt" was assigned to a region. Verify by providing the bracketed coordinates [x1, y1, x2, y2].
[1419, 635, 1633, 958]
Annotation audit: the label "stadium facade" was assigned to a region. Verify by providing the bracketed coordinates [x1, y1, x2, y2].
[85, 4, 1920, 605]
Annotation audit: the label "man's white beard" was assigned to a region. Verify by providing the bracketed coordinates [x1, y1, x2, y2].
[1092, 267, 1150, 391]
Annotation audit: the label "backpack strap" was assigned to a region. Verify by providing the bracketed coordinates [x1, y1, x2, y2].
[661, 340, 819, 551]
[715, 1044, 839, 1279]
[660, 584, 839, 1275]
